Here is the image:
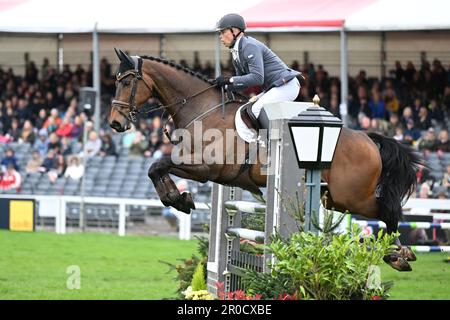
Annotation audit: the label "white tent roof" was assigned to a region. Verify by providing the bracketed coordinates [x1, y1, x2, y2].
[0, 0, 261, 33]
[344, 0, 450, 31]
[0, 0, 449, 33]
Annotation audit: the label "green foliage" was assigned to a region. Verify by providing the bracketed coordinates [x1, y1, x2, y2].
[160, 235, 209, 299]
[242, 270, 296, 299]
[242, 206, 398, 300]
[191, 262, 207, 291]
[268, 222, 397, 300]
[241, 212, 265, 232]
[240, 241, 265, 255]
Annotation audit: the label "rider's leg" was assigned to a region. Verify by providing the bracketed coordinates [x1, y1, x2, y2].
[251, 77, 300, 118]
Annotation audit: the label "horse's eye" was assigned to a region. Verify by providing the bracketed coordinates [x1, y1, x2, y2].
[123, 80, 131, 86]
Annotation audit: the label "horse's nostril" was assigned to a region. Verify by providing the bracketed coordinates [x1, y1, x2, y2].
[111, 121, 122, 131]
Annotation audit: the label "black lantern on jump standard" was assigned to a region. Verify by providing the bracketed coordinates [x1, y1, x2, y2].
[287, 95, 343, 232]
[288, 95, 343, 170]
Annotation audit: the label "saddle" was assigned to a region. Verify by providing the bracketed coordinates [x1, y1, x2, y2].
[240, 96, 260, 131]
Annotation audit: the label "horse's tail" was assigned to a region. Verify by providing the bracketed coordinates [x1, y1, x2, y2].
[367, 132, 423, 229]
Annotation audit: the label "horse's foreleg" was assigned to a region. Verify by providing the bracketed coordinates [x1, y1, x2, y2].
[148, 157, 196, 214]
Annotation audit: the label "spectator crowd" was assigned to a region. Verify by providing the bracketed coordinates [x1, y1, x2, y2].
[0, 54, 449, 199]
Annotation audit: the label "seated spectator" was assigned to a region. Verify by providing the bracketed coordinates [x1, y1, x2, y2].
[25, 150, 43, 174]
[48, 154, 66, 183]
[138, 119, 152, 138]
[368, 118, 385, 135]
[99, 133, 117, 157]
[416, 106, 432, 131]
[1, 148, 19, 172]
[393, 127, 404, 142]
[64, 155, 84, 181]
[0, 164, 21, 191]
[148, 131, 162, 159]
[416, 164, 432, 185]
[328, 94, 341, 118]
[403, 119, 421, 145]
[43, 108, 62, 131]
[436, 129, 450, 156]
[44, 115, 58, 134]
[368, 90, 386, 119]
[40, 149, 58, 173]
[35, 108, 48, 130]
[383, 87, 399, 115]
[129, 131, 148, 157]
[71, 116, 83, 140]
[418, 127, 437, 154]
[56, 116, 74, 138]
[443, 164, 450, 190]
[33, 128, 49, 158]
[401, 106, 414, 128]
[8, 118, 21, 141]
[384, 113, 400, 137]
[47, 132, 62, 154]
[19, 120, 36, 145]
[80, 131, 102, 158]
[60, 136, 73, 157]
[122, 125, 137, 148]
[428, 99, 445, 125]
[419, 181, 432, 199]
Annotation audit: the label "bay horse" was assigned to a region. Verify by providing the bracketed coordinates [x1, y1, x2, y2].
[108, 49, 422, 271]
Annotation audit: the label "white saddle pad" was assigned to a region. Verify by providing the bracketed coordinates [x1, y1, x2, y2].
[235, 104, 257, 143]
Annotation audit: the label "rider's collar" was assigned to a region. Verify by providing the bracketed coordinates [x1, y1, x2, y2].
[229, 34, 243, 53]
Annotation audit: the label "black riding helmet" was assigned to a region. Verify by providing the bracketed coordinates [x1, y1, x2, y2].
[216, 13, 246, 32]
[216, 13, 246, 48]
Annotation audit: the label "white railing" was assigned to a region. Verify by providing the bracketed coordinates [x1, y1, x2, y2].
[2, 194, 448, 239]
[0, 194, 210, 240]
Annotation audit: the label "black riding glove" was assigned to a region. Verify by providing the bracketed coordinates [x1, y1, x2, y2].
[214, 75, 230, 88]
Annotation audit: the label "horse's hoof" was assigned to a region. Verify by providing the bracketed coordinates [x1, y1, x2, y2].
[181, 192, 196, 210]
[383, 253, 412, 272]
[399, 246, 417, 261]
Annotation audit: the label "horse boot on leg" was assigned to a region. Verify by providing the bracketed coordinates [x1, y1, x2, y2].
[397, 238, 417, 261]
[382, 222, 412, 272]
[161, 175, 195, 214]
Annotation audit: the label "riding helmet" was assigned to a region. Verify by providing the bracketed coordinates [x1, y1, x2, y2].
[216, 13, 246, 32]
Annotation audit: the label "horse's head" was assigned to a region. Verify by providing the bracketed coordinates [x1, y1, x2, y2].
[109, 48, 153, 132]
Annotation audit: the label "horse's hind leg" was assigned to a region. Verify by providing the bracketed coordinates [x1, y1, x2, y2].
[349, 196, 414, 271]
[377, 203, 415, 271]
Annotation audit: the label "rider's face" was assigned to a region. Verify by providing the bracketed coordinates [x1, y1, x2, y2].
[218, 29, 235, 48]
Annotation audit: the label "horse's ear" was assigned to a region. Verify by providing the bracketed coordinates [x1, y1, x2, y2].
[118, 49, 134, 68]
[114, 47, 122, 61]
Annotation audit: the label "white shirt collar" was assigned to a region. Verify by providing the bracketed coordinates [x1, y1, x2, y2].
[230, 35, 243, 61]
[233, 35, 242, 51]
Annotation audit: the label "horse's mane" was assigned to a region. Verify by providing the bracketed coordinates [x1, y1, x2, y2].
[141, 56, 215, 86]
[140, 55, 248, 101]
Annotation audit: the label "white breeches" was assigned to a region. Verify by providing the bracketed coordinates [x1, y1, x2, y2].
[251, 77, 300, 118]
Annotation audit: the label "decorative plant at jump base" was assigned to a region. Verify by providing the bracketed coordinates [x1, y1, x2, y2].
[239, 191, 397, 300]
[162, 192, 396, 300]
[159, 232, 209, 299]
[182, 261, 214, 300]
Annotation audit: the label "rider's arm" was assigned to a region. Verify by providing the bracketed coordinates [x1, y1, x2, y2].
[231, 43, 264, 90]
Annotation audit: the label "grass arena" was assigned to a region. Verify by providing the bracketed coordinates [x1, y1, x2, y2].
[1, 231, 449, 300]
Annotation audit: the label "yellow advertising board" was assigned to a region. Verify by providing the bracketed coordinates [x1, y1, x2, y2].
[9, 200, 34, 232]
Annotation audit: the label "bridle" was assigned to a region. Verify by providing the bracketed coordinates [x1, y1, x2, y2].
[111, 56, 153, 123]
[111, 56, 244, 143]
[112, 56, 219, 124]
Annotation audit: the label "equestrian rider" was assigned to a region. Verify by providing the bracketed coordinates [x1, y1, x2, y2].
[215, 13, 302, 128]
